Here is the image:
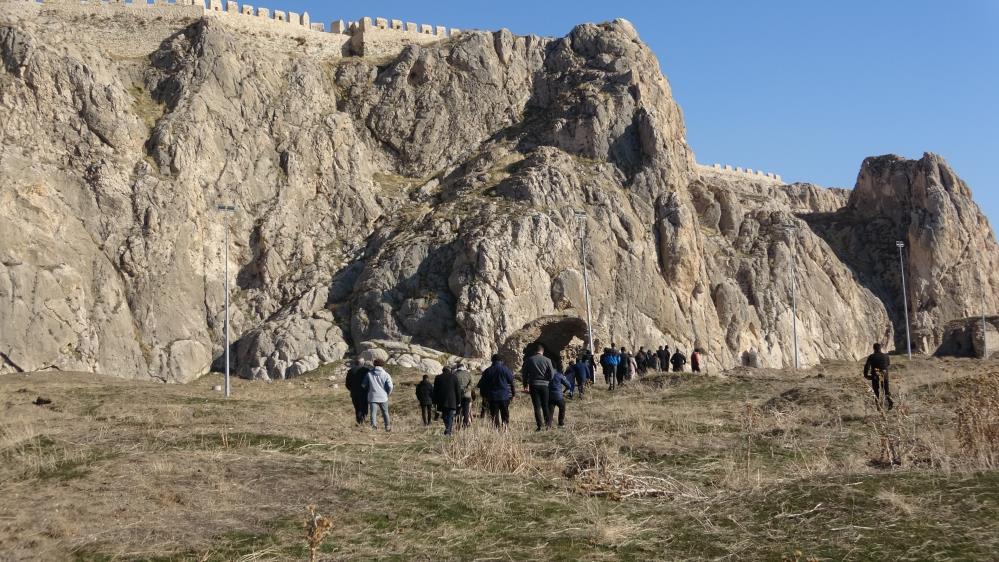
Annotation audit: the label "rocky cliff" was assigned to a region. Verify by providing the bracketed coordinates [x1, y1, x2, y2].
[1, 2, 996, 381]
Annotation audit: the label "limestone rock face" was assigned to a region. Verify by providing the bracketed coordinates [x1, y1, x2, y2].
[806, 154, 999, 354]
[1, 6, 996, 381]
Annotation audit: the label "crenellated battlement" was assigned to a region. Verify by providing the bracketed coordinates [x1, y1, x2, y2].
[9, 0, 462, 48]
[697, 163, 783, 184]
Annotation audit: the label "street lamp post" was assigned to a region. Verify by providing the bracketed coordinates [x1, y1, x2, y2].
[217, 204, 236, 397]
[981, 268, 988, 360]
[574, 211, 595, 358]
[784, 224, 799, 371]
[896, 241, 912, 359]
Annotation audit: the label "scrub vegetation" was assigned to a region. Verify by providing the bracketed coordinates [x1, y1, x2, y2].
[0, 357, 996, 560]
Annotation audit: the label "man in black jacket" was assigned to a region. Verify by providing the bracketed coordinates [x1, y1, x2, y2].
[415, 375, 434, 426]
[344, 359, 370, 425]
[863, 343, 894, 410]
[658, 346, 670, 373]
[670, 350, 687, 373]
[521, 343, 555, 431]
[433, 366, 463, 436]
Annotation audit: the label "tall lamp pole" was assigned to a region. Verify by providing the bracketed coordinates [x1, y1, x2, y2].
[981, 267, 988, 360]
[574, 211, 595, 358]
[784, 224, 800, 371]
[896, 241, 912, 359]
[217, 204, 236, 397]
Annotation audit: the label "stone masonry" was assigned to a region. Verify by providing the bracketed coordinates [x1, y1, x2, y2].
[9, 0, 461, 54]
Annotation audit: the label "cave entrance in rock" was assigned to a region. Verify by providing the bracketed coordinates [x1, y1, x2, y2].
[499, 315, 590, 373]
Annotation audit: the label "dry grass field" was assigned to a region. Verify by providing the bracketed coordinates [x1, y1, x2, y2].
[1, 357, 997, 561]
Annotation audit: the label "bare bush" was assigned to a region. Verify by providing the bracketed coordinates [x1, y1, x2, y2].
[439, 425, 545, 475]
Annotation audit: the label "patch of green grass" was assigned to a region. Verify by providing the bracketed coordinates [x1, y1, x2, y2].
[36, 449, 121, 482]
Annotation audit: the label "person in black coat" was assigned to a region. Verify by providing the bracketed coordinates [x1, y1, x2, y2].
[433, 367, 463, 435]
[658, 346, 670, 373]
[344, 360, 370, 425]
[863, 343, 894, 410]
[415, 375, 434, 426]
[670, 350, 687, 372]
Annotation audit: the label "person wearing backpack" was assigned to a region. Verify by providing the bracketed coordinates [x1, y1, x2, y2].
[521, 343, 555, 431]
[365, 359, 394, 432]
[415, 374, 434, 426]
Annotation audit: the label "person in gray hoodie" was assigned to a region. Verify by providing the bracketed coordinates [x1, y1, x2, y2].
[364, 359, 394, 432]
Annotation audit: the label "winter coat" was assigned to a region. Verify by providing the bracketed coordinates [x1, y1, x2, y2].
[607, 352, 621, 367]
[456, 369, 474, 400]
[365, 367, 394, 403]
[691, 352, 701, 370]
[415, 380, 434, 405]
[478, 361, 516, 402]
[345, 366, 370, 399]
[670, 352, 687, 369]
[549, 372, 571, 401]
[433, 370, 462, 410]
[521, 353, 555, 387]
[568, 362, 590, 382]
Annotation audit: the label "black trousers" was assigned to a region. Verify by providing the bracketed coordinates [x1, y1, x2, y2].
[616, 368, 625, 385]
[351, 395, 368, 424]
[529, 385, 551, 429]
[488, 399, 510, 427]
[871, 374, 893, 408]
[548, 397, 566, 426]
[420, 404, 433, 426]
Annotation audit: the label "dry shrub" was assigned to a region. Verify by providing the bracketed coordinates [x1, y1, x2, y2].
[564, 441, 704, 501]
[955, 374, 999, 468]
[439, 425, 544, 475]
[304, 505, 333, 562]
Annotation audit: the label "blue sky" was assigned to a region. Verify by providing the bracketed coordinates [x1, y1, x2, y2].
[289, 0, 998, 225]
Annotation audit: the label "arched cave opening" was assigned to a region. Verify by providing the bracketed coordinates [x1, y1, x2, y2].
[499, 315, 590, 373]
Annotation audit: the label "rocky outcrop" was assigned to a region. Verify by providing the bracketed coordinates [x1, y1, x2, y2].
[936, 316, 999, 359]
[1, 5, 996, 382]
[805, 153, 999, 354]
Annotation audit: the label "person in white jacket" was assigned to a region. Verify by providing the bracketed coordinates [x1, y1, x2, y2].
[365, 360, 394, 432]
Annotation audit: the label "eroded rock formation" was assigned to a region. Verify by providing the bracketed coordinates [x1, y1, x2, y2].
[1, 3, 996, 381]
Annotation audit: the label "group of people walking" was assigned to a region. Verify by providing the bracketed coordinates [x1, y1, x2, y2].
[598, 344, 702, 389]
[344, 339, 705, 435]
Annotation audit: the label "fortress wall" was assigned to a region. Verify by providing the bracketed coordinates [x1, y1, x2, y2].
[10, 1, 462, 57]
[351, 15, 458, 57]
[698, 163, 783, 184]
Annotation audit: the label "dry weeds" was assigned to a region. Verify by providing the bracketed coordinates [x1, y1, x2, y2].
[0, 359, 996, 560]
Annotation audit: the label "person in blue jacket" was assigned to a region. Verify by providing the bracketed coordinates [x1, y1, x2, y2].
[548, 369, 572, 427]
[477, 354, 516, 428]
[567, 356, 589, 399]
